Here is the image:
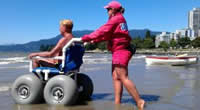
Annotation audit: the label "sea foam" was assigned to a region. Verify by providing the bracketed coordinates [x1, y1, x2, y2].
[0, 57, 29, 65]
[0, 86, 10, 92]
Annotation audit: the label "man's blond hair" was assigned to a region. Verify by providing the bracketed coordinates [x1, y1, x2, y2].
[60, 19, 73, 30]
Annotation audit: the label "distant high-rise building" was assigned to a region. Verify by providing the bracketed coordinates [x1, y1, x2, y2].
[188, 8, 200, 37]
[155, 32, 171, 48]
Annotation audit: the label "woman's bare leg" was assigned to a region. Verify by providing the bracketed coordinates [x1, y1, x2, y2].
[112, 67, 123, 104]
[114, 65, 145, 110]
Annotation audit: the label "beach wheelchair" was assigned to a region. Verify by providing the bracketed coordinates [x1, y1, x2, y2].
[11, 38, 93, 105]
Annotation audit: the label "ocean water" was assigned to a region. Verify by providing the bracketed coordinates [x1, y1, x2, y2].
[0, 52, 200, 110]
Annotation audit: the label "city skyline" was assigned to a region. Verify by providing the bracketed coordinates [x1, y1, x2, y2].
[0, 0, 200, 44]
[156, 8, 200, 48]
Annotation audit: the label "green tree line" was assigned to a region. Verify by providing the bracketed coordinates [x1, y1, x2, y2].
[40, 30, 200, 52]
[159, 37, 200, 51]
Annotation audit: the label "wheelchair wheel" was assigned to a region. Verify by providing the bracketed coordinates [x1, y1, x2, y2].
[44, 75, 78, 105]
[11, 74, 44, 104]
[77, 73, 93, 101]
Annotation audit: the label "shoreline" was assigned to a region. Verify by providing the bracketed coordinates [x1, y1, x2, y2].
[136, 49, 200, 55]
[85, 48, 200, 55]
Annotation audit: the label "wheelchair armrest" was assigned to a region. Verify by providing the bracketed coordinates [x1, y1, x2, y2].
[32, 56, 63, 60]
[29, 56, 64, 72]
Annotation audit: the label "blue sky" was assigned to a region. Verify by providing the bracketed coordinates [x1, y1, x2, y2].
[0, 0, 200, 44]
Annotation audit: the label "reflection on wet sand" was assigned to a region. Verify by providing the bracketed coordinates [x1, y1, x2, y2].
[13, 93, 160, 110]
[92, 93, 160, 104]
[13, 102, 121, 110]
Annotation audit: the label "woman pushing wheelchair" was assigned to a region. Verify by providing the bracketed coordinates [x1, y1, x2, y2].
[80, 1, 145, 110]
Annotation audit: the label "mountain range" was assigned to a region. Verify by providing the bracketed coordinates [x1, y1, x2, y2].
[0, 29, 161, 52]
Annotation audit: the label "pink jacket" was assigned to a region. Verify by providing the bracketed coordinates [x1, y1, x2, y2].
[81, 13, 132, 53]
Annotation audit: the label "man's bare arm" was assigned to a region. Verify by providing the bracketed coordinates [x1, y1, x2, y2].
[48, 37, 71, 56]
[29, 36, 72, 59]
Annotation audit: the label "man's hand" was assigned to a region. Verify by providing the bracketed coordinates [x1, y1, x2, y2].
[28, 53, 38, 59]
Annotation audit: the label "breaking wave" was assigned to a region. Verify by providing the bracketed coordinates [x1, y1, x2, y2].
[0, 57, 29, 65]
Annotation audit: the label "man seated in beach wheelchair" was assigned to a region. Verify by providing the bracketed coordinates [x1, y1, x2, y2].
[11, 20, 93, 105]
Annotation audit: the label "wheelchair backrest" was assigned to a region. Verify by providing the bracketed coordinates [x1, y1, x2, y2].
[61, 43, 85, 73]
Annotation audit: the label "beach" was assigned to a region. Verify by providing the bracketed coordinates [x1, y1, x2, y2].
[0, 52, 200, 110]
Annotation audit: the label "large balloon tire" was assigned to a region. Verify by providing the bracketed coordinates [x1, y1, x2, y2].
[44, 75, 78, 105]
[11, 74, 44, 104]
[77, 73, 94, 101]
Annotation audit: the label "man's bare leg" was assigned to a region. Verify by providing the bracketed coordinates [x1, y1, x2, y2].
[32, 59, 56, 69]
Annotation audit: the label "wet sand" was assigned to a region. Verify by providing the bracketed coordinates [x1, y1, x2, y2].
[0, 53, 200, 110]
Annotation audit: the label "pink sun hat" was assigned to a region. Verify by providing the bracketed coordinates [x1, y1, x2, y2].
[104, 1, 122, 9]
